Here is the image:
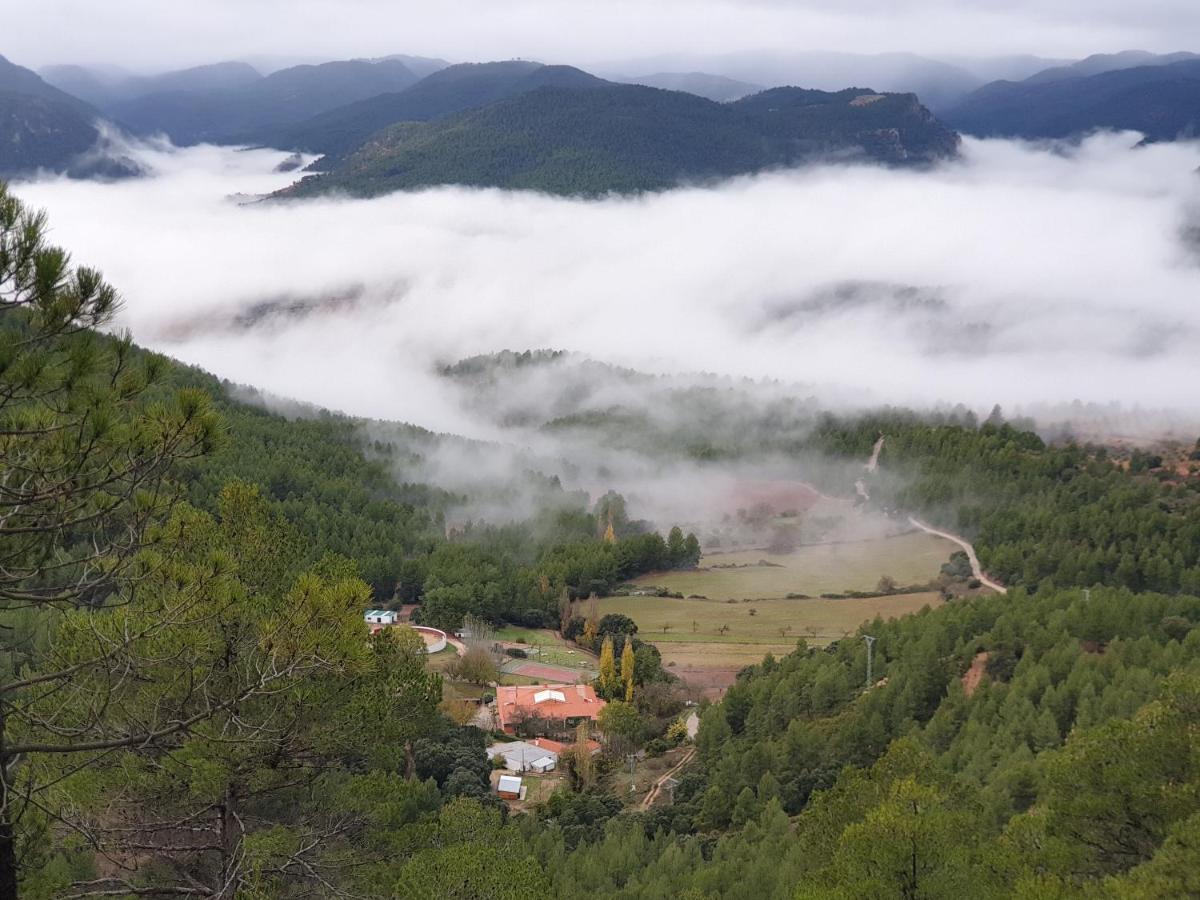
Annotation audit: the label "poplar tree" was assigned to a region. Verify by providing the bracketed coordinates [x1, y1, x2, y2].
[621, 639, 636, 701]
[598, 636, 618, 698]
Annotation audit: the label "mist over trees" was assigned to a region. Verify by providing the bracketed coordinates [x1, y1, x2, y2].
[4, 66, 1200, 893]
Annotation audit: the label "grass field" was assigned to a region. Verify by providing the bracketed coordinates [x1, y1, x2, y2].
[599, 591, 943, 646]
[425, 646, 460, 673]
[605, 576, 946, 697]
[494, 627, 597, 671]
[629, 530, 955, 601]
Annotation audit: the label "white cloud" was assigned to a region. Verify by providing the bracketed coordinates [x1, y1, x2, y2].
[14, 132, 1200, 442]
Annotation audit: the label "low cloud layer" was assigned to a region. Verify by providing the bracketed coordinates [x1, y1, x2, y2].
[14, 133, 1200, 446]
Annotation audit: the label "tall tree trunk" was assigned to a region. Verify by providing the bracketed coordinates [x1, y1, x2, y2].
[0, 711, 17, 899]
[0, 811, 18, 900]
[216, 785, 237, 899]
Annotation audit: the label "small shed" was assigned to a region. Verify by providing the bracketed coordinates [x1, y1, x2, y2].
[497, 775, 524, 800]
[364, 609, 398, 625]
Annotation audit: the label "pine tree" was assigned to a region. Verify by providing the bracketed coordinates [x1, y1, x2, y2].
[668, 526, 686, 566]
[0, 185, 222, 895]
[731, 786, 760, 827]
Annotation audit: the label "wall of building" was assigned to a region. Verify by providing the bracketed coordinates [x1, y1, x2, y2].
[412, 625, 447, 654]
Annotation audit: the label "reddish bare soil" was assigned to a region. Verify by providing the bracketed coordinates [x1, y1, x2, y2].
[508, 661, 588, 681]
[664, 660, 744, 699]
[962, 651, 989, 697]
[725, 480, 824, 516]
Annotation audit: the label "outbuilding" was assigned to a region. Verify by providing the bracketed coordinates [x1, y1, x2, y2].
[487, 741, 558, 773]
[496, 774, 524, 800]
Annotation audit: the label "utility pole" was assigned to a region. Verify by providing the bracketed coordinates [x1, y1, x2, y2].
[864, 635, 877, 690]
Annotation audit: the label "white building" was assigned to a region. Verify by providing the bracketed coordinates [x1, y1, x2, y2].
[487, 741, 558, 774]
[364, 609, 399, 625]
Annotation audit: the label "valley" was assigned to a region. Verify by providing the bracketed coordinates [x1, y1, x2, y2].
[6, 8, 1200, 898]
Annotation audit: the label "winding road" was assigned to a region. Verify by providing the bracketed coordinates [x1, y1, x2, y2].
[907, 517, 1007, 594]
[856, 434, 1006, 595]
[855, 435, 885, 501]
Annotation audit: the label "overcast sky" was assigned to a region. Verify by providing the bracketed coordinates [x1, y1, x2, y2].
[9, 0, 1200, 72]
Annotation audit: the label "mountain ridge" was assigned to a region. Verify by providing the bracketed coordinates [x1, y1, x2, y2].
[946, 57, 1200, 139]
[282, 82, 960, 198]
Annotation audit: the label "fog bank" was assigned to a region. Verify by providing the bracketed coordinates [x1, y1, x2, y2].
[15, 133, 1200, 441]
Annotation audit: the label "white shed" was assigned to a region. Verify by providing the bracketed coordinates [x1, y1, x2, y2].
[497, 775, 524, 799]
[364, 609, 398, 625]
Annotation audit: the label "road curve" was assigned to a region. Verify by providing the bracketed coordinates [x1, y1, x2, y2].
[908, 517, 1007, 594]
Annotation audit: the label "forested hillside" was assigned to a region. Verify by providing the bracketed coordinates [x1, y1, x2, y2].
[945, 57, 1200, 138]
[0, 55, 103, 175]
[6, 179, 1200, 898]
[444, 353, 1200, 598]
[102, 58, 420, 144]
[808, 411, 1200, 594]
[262, 61, 608, 163]
[283, 83, 960, 197]
[530, 586, 1200, 897]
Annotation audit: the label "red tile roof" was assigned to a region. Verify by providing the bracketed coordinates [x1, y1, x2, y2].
[530, 736, 600, 755]
[496, 683, 606, 731]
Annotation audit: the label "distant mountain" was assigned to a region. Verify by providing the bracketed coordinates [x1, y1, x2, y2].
[375, 54, 451, 80]
[102, 58, 419, 144]
[937, 55, 1070, 85]
[619, 72, 762, 102]
[259, 61, 607, 161]
[281, 83, 959, 198]
[0, 54, 110, 176]
[596, 51, 986, 111]
[0, 91, 100, 175]
[41, 64, 141, 106]
[945, 58, 1200, 139]
[1023, 51, 1200, 85]
[1, 55, 94, 110]
[41, 61, 262, 108]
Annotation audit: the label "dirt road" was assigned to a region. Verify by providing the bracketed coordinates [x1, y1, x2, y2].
[641, 748, 696, 809]
[855, 435, 885, 501]
[907, 517, 1007, 594]
[865, 435, 885, 473]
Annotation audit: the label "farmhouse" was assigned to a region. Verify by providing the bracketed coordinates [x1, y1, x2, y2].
[496, 683, 605, 735]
